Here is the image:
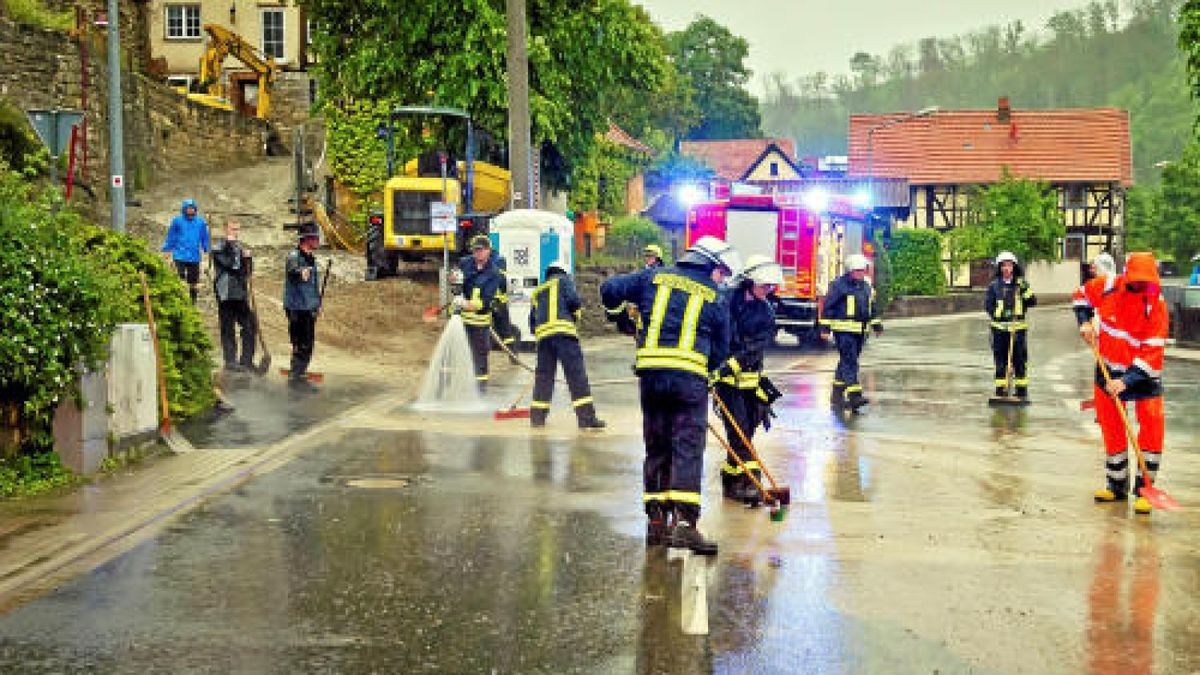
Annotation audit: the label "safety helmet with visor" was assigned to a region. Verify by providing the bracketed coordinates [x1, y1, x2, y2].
[545, 260, 569, 277]
[742, 254, 785, 287]
[679, 236, 742, 278]
[643, 244, 663, 261]
[845, 253, 870, 272]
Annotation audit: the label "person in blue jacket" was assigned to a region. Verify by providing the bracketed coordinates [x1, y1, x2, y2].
[161, 198, 210, 304]
[284, 229, 322, 389]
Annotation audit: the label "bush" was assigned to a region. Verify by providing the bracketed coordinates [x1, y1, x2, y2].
[1, 0, 73, 30]
[887, 229, 946, 297]
[604, 215, 666, 262]
[0, 165, 212, 463]
[0, 452, 75, 498]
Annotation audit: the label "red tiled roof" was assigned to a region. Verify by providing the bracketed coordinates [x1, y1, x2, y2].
[680, 138, 797, 181]
[604, 121, 653, 154]
[847, 108, 1132, 186]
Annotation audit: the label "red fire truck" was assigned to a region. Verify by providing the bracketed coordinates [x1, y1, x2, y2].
[686, 191, 874, 345]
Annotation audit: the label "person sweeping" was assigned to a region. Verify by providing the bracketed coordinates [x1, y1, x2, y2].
[985, 251, 1037, 401]
[1075, 252, 1169, 514]
[528, 261, 606, 430]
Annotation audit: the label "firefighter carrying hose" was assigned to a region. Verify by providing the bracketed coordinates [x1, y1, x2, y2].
[601, 236, 738, 555]
[985, 251, 1037, 399]
[1076, 252, 1169, 514]
[528, 261, 606, 430]
[715, 255, 782, 504]
[454, 235, 504, 392]
[821, 254, 882, 411]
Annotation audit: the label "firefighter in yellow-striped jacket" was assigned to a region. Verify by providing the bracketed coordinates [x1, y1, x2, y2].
[820, 254, 882, 412]
[528, 261, 606, 430]
[454, 235, 505, 392]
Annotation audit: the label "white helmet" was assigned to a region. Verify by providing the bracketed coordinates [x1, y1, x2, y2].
[743, 255, 784, 286]
[995, 251, 1018, 265]
[545, 260, 569, 276]
[1092, 252, 1116, 277]
[681, 235, 743, 277]
[845, 253, 869, 272]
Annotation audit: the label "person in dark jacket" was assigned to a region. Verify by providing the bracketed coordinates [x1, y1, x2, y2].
[713, 255, 782, 504]
[161, 198, 210, 304]
[210, 220, 255, 371]
[985, 251, 1037, 399]
[284, 229, 322, 389]
[456, 235, 505, 392]
[528, 261, 605, 430]
[820, 254, 882, 412]
[460, 247, 518, 357]
[601, 236, 738, 556]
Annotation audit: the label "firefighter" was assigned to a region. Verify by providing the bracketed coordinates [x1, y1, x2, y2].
[643, 243, 664, 269]
[528, 261, 606, 430]
[714, 255, 782, 504]
[1076, 252, 1169, 514]
[601, 236, 737, 555]
[454, 235, 504, 392]
[821, 254, 882, 411]
[459, 244, 517, 356]
[985, 251, 1037, 399]
[1073, 252, 1116, 325]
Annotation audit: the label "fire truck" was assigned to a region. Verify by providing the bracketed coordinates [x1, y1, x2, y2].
[686, 191, 875, 345]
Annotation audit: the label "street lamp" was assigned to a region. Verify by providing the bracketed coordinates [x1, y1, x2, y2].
[865, 105, 938, 207]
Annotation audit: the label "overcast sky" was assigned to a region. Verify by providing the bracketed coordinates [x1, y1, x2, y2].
[637, 0, 1097, 91]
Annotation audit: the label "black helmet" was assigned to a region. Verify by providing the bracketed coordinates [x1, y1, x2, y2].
[297, 227, 320, 243]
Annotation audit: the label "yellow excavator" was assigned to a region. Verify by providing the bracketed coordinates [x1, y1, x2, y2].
[192, 24, 277, 119]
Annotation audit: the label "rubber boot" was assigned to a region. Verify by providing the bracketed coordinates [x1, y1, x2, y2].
[668, 511, 718, 556]
[720, 471, 741, 501]
[1133, 475, 1154, 514]
[847, 390, 869, 412]
[830, 383, 846, 410]
[740, 471, 764, 507]
[530, 408, 548, 429]
[995, 386, 1007, 398]
[1015, 386, 1028, 400]
[1093, 476, 1128, 503]
[646, 505, 669, 546]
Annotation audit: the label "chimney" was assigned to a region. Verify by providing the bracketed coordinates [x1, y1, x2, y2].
[998, 96, 1011, 123]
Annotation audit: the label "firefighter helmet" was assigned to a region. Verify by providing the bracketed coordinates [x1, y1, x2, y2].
[643, 244, 664, 261]
[470, 234, 491, 250]
[680, 236, 742, 277]
[545, 260, 569, 277]
[845, 253, 870, 272]
[1092, 252, 1116, 277]
[743, 255, 784, 286]
[1124, 252, 1160, 284]
[995, 251, 1018, 265]
[297, 228, 320, 243]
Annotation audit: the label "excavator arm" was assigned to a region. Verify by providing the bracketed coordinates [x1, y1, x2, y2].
[196, 24, 278, 118]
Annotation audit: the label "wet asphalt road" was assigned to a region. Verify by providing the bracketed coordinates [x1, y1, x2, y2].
[1, 307, 1199, 673]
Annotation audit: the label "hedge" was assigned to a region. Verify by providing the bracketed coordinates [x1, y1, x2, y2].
[886, 229, 946, 297]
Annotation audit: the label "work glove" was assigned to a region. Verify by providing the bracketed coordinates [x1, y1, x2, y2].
[615, 311, 637, 336]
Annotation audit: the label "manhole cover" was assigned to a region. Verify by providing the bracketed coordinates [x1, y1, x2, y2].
[343, 475, 412, 490]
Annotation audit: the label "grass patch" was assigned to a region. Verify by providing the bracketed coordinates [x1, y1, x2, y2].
[3, 0, 73, 30]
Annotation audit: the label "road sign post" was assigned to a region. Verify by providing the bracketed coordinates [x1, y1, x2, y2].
[26, 108, 84, 189]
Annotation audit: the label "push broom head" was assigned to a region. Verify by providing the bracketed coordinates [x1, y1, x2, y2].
[494, 407, 530, 420]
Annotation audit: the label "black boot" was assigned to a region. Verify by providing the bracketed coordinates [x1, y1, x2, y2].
[830, 383, 846, 410]
[1015, 386, 1028, 399]
[721, 472, 741, 501]
[646, 505, 669, 546]
[847, 390, 869, 411]
[740, 471, 764, 506]
[578, 417, 607, 431]
[530, 409, 548, 429]
[668, 516, 718, 556]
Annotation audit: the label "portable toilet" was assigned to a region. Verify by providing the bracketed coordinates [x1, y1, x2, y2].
[489, 209, 574, 346]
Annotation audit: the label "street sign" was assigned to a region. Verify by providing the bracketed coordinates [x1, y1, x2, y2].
[111, 175, 124, 188]
[26, 109, 84, 159]
[430, 201, 456, 233]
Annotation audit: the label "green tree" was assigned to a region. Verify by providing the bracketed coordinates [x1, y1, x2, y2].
[962, 170, 1065, 264]
[301, 0, 671, 191]
[1124, 183, 1166, 253]
[666, 15, 761, 140]
[1157, 140, 1200, 262]
[886, 229, 946, 296]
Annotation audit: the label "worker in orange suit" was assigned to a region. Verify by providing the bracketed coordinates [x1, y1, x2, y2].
[1075, 252, 1169, 514]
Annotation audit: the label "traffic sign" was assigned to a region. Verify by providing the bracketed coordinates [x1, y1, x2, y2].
[25, 109, 84, 159]
[111, 175, 124, 188]
[430, 201, 456, 233]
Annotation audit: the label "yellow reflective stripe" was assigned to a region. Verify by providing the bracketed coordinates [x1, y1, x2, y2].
[548, 278, 560, 325]
[1014, 378, 1029, 386]
[990, 321, 1027, 330]
[643, 284, 673, 348]
[721, 462, 743, 475]
[737, 372, 760, 388]
[462, 313, 492, 326]
[635, 356, 709, 377]
[994, 302, 1004, 319]
[531, 401, 551, 409]
[572, 396, 593, 407]
[535, 320, 576, 338]
[845, 384, 863, 394]
[726, 357, 742, 374]
[826, 319, 865, 332]
[637, 347, 707, 368]
[643, 492, 668, 503]
[994, 378, 1009, 386]
[476, 375, 489, 381]
[653, 273, 716, 302]
[678, 293, 704, 352]
[666, 490, 701, 504]
[847, 295, 856, 317]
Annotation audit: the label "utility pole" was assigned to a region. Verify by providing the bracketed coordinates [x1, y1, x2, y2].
[106, 0, 126, 232]
[506, 0, 534, 209]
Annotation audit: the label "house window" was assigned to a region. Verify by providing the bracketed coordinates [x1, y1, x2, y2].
[769, 162, 779, 177]
[1065, 185, 1087, 208]
[261, 8, 285, 61]
[165, 4, 201, 40]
